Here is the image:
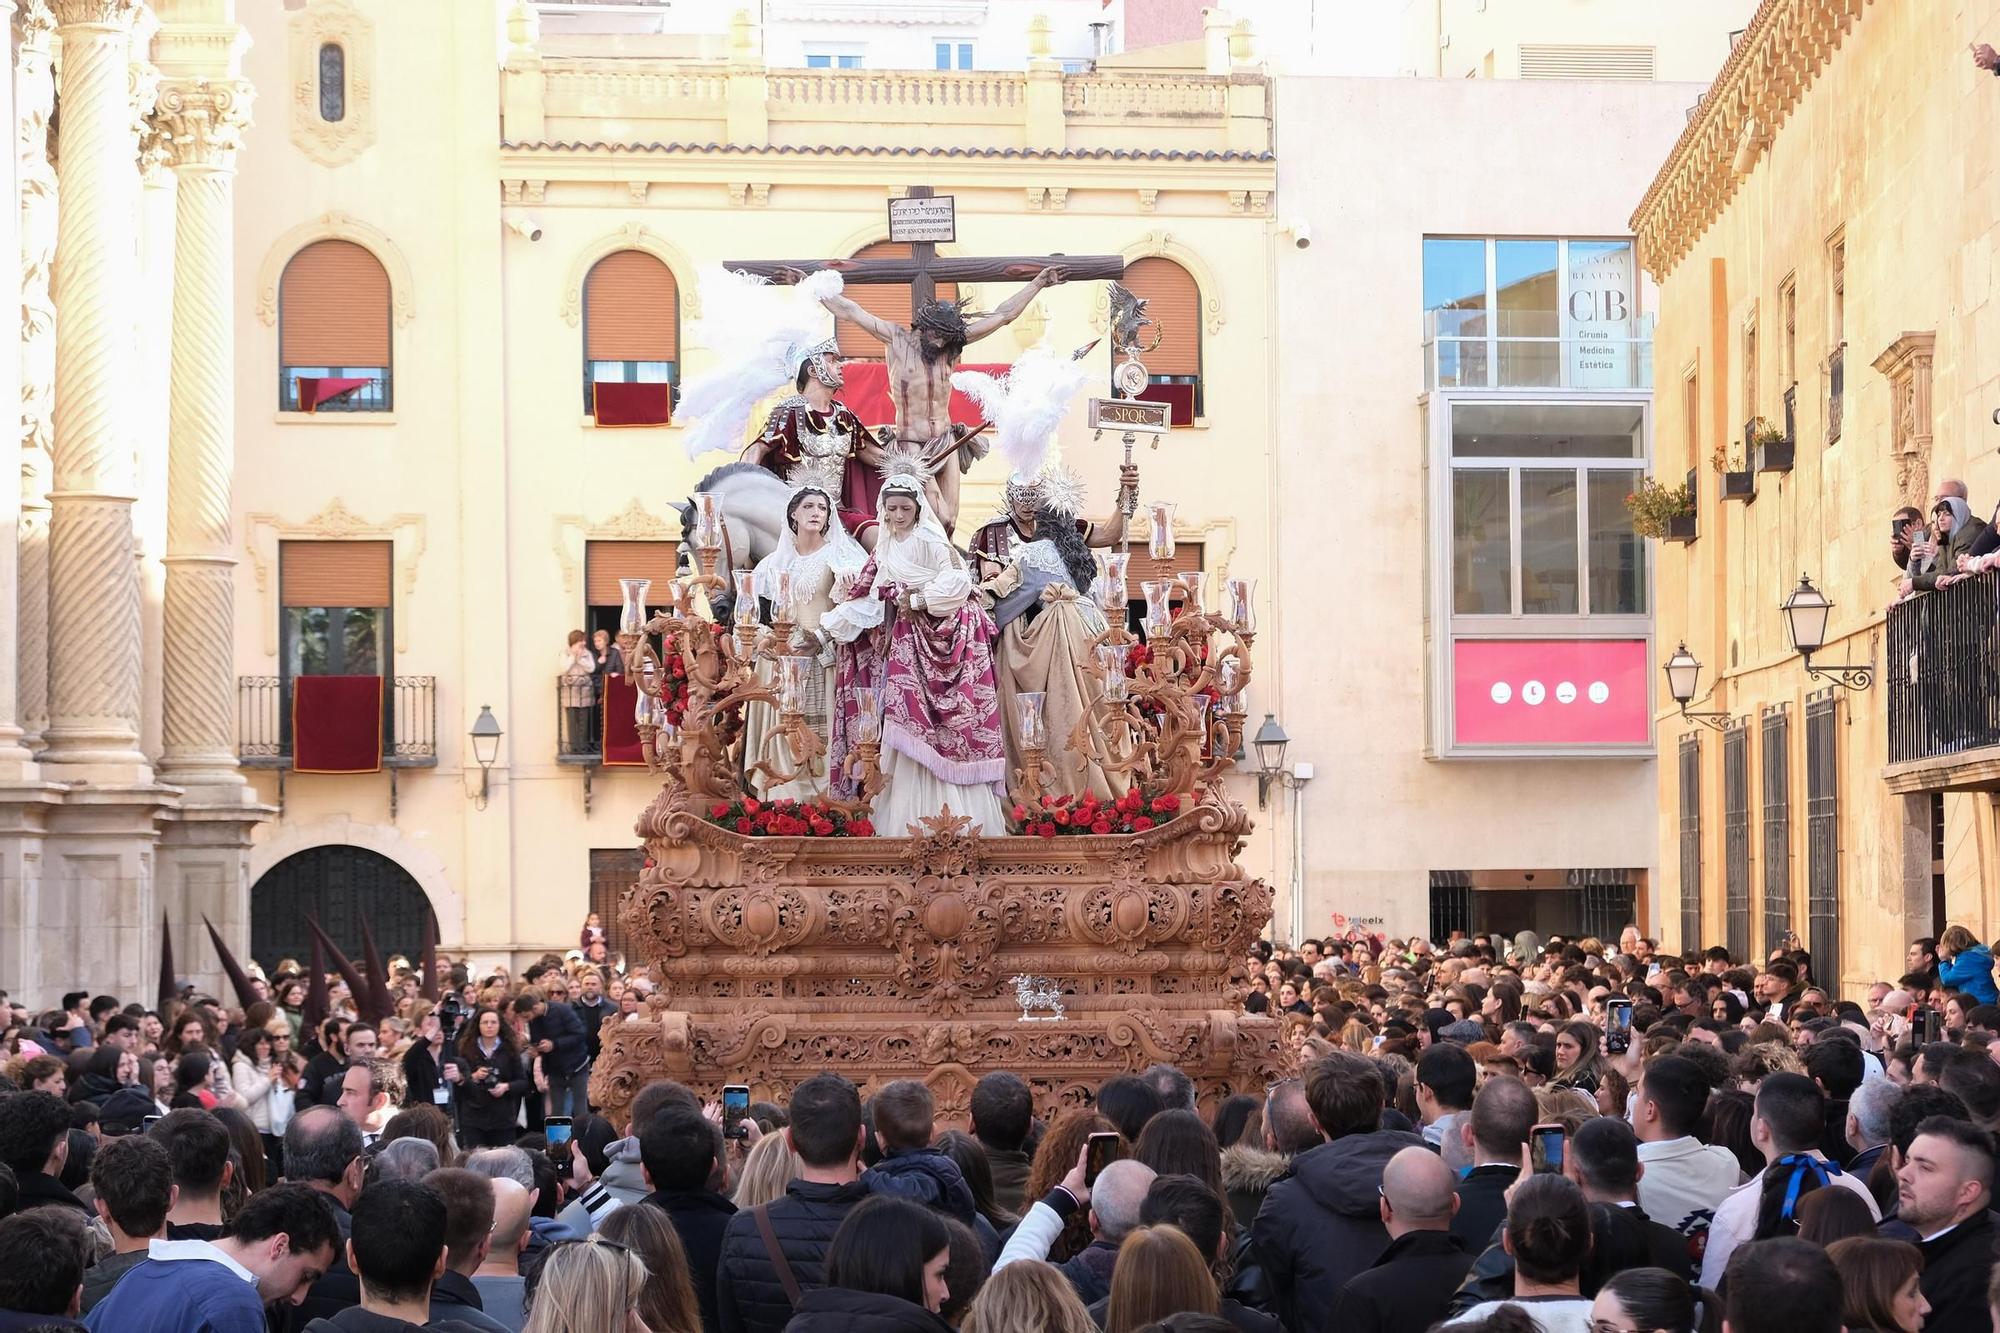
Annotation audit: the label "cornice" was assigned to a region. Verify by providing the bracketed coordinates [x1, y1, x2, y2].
[1628, 0, 1871, 281]
[501, 140, 1271, 163]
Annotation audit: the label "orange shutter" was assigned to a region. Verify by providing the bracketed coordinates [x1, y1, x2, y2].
[1130, 541, 1204, 583]
[280, 240, 392, 366]
[585, 541, 682, 608]
[585, 252, 680, 361]
[281, 541, 392, 607]
[834, 241, 959, 359]
[1122, 257, 1201, 377]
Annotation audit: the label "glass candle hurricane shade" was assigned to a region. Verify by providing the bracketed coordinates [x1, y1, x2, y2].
[692, 492, 724, 550]
[619, 578, 651, 634]
[733, 570, 759, 626]
[779, 656, 811, 713]
[773, 569, 796, 620]
[1148, 501, 1177, 560]
[1178, 570, 1205, 613]
[1097, 644, 1130, 701]
[1014, 691, 1048, 750]
[1097, 551, 1130, 613]
[1142, 579, 1175, 635]
[1217, 655, 1242, 703]
[635, 688, 664, 726]
[1226, 577, 1255, 631]
[852, 687, 883, 745]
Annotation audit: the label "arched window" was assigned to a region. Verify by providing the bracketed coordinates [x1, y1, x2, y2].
[583, 250, 679, 424]
[1122, 256, 1202, 425]
[279, 239, 392, 412]
[317, 43, 346, 122]
[833, 241, 958, 359]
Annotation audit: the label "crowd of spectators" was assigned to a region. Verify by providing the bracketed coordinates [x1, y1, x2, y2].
[0, 919, 1997, 1333]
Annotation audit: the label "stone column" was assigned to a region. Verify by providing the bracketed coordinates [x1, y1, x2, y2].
[15, 0, 56, 757]
[155, 77, 250, 797]
[0, 0, 26, 777]
[43, 0, 146, 781]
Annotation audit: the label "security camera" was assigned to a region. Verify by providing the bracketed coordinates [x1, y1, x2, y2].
[1282, 218, 1311, 250]
[504, 210, 543, 242]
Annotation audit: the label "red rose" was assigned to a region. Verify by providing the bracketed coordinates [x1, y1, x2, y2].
[1154, 794, 1181, 813]
[1132, 815, 1155, 832]
[849, 819, 874, 837]
[743, 798, 762, 815]
[1091, 819, 1113, 835]
[1039, 794, 1054, 808]
[1036, 823, 1057, 838]
[1012, 805, 1028, 822]
[811, 821, 834, 837]
[734, 818, 754, 834]
[710, 803, 731, 819]
[1052, 809, 1070, 826]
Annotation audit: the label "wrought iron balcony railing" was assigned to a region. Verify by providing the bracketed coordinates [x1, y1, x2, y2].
[237, 674, 438, 768]
[1887, 576, 2000, 765]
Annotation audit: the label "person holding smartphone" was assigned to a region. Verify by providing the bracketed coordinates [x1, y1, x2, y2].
[450, 1006, 527, 1149]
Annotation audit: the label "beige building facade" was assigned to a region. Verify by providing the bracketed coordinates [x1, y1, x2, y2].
[1636, 0, 2000, 993]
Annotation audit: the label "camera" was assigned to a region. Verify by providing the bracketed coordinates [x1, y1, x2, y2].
[438, 993, 466, 1044]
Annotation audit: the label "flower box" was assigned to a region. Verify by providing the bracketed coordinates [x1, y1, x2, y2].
[1662, 512, 1699, 544]
[1755, 438, 1795, 473]
[1719, 470, 1756, 503]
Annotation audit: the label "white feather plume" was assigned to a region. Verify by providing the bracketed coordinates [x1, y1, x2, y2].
[678, 268, 845, 460]
[950, 344, 1091, 484]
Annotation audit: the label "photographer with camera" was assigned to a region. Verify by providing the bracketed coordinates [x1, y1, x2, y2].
[400, 998, 467, 1113]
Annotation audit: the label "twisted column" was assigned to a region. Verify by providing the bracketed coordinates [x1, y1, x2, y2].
[15, 0, 56, 755]
[44, 0, 144, 775]
[156, 78, 251, 795]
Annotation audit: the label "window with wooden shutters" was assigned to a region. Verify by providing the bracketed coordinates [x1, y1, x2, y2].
[589, 849, 644, 959]
[833, 241, 958, 359]
[279, 240, 393, 412]
[1805, 693, 1839, 976]
[583, 251, 680, 411]
[1760, 705, 1791, 956]
[280, 541, 390, 678]
[584, 541, 682, 608]
[1121, 256, 1202, 425]
[1678, 734, 1702, 954]
[1723, 722, 1750, 961]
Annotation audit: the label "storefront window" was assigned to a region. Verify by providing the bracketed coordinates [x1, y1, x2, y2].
[1452, 470, 1511, 615]
[1423, 237, 1647, 390]
[1520, 470, 1579, 615]
[1424, 238, 1488, 388]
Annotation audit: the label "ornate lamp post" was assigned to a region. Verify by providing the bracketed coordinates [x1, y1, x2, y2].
[1661, 643, 1732, 732]
[1780, 574, 1873, 690]
[469, 706, 503, 808]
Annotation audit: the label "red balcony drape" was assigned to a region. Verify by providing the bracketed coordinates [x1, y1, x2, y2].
[291, 675, 384, 774]
[592, 380, 673, 427]
[601, 674, 646, 766]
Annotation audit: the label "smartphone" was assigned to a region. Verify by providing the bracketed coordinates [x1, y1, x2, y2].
[141, 1115, 163, 1132]
[544, 1116, 573, 1149]
[722, 1084, 751, 1139]
[1530, 1123, 1566, 1175]
[1085, 1131, 1124, 1186]
[1918, 1006, 1943, 1044]
[1605, 998, 1633, 1055]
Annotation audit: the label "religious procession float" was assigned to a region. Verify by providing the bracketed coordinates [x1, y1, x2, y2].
[588, 231, 1288, 1125]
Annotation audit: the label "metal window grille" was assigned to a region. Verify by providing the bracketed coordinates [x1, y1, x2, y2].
[1760, 706, 1791, 957]
[1429, 871, 1473, 943]
[1805, 692, 1840, 977]
[1678, 734, 1702, 954]
[1723, 723, 1751, 961]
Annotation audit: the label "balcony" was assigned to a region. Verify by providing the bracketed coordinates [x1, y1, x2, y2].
[280, 366, 393, 414]
[556, 673, 604, 764]
[237, 674, 438, 769]
[1423, 312, 1655, 392]
[1885, 578, 2000, 790]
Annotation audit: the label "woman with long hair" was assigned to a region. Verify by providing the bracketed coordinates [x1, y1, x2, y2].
[1551, 1021, 1604, 1095]
[452, 1006, 528, 1149]
[1794, 1187, 1878, 1247]
[1592, 1267, 1716, 1333]
[1025, 1110, 1118, 1264]
[1824, 1238, 1927, 1333]
[960, 1259, 1097, 1333]
[139, 1052, 175, 1117]
[1698, 1090, 1762, 1179]
[936, 1130, 1018, 1237]
[596, 1204, 704, 1333]
[732, 1128, 802, 1209]
[212, 1106, 267, 1216]
[1133, 1111, 1228, 1217]
[163, 1010, 209, 1059]
[1103, 1225, 1220, 1333]
[523, 1235, 653, 1333]
[73, 1045, 138, 1105]
[783, 1195, 953, 1331]
[1936, 924, 1998, 1007]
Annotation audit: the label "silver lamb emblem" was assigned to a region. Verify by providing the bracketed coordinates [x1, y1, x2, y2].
[1012, 974, 1066, 1022]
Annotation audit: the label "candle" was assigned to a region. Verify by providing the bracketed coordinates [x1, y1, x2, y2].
[733, 570, 759, 626]
[619, 578, 651, 634]
[1217, 655, 1242, 703]
[1015, 691, 1048, 750]
[1178, 570, 1205, 612]
[773, 569, 796, 618]
[1148, 501, 1177, 560]
[780, 656, 811, 713]
[853, 688, 882, 745]
[1142, 579, 1174, 636]
[1227, 577, 1256, 630]
[692, 492, 723, 550]
[1097, 551, 1130, 613]
[1096, 644, 1129, 702]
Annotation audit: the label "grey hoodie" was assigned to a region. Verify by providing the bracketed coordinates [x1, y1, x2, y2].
[553, 1132, 648, 1235]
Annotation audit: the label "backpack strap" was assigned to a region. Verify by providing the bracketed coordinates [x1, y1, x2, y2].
[753, 1202, 803, 1307]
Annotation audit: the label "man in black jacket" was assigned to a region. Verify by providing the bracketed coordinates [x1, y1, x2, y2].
[1570, 1117, 1690, 1281]
[641, 1102, 738, 1331]
[0, 1092, 89, 1216]
[302, 1180, 485, 1333]
[1252, 1051, 1425, 1333]
[716, 1073, 871, 1333]
[1332, 1147, 1474, 1333]
[512, 987, 591, 1118]
[1897, 1116, 1999, 1333]
[1450, 1076, 1532, 1249]
[570, 970, 615, 1064]
[420, 1168, 512, 1333]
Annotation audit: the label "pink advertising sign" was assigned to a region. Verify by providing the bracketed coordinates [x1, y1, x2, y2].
[1452, 639, 1650, 747]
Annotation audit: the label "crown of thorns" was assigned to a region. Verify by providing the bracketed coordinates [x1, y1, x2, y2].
[913, 297, 973, 339]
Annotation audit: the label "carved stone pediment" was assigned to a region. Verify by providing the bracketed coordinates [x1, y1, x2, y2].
[1874, 332, 1936, 507]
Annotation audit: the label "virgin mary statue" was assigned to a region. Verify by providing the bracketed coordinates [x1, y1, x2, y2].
[822, 468, 1008, 835]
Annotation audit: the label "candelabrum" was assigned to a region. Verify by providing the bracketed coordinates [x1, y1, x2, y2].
[1007, 690, 1057, 809]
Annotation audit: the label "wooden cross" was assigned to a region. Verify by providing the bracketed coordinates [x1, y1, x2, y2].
[724, 185, 1126, 320]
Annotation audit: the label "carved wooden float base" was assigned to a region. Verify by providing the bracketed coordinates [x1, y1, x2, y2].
[589, 783, 1292, 1128]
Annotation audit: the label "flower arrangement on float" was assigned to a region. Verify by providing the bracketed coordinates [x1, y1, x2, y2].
[703, 796, 875, 839]
[1012, 789, 1184, 837]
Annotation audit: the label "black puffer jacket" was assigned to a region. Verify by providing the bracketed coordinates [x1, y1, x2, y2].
[717, 1179, 871, 1333]
[1251, 1128, 1425, 1333]
[779, 1287, 951, 1333]
[866, 1148, 978, 1227]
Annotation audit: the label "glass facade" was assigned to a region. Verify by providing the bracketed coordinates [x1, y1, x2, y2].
[1424, 237, 1650, 391]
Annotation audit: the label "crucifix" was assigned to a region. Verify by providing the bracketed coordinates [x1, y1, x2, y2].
[725, 185, 1127, 529]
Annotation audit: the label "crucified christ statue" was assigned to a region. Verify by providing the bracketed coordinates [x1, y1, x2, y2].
[776, 264, 1068, 532]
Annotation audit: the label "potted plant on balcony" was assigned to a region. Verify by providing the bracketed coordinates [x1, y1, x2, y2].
[1712, 442, 1755, 502]
[1626, 475, 1697, 543]
[1751, 415, 1794, 474]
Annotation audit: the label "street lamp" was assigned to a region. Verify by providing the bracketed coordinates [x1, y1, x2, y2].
[1780, 573, 1874, 690]
[469, 705, 503, 808]
[1252, 713, 1290, 808]
[1660, 642, 1732, 732]
[1251, 711, 1313, 946]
